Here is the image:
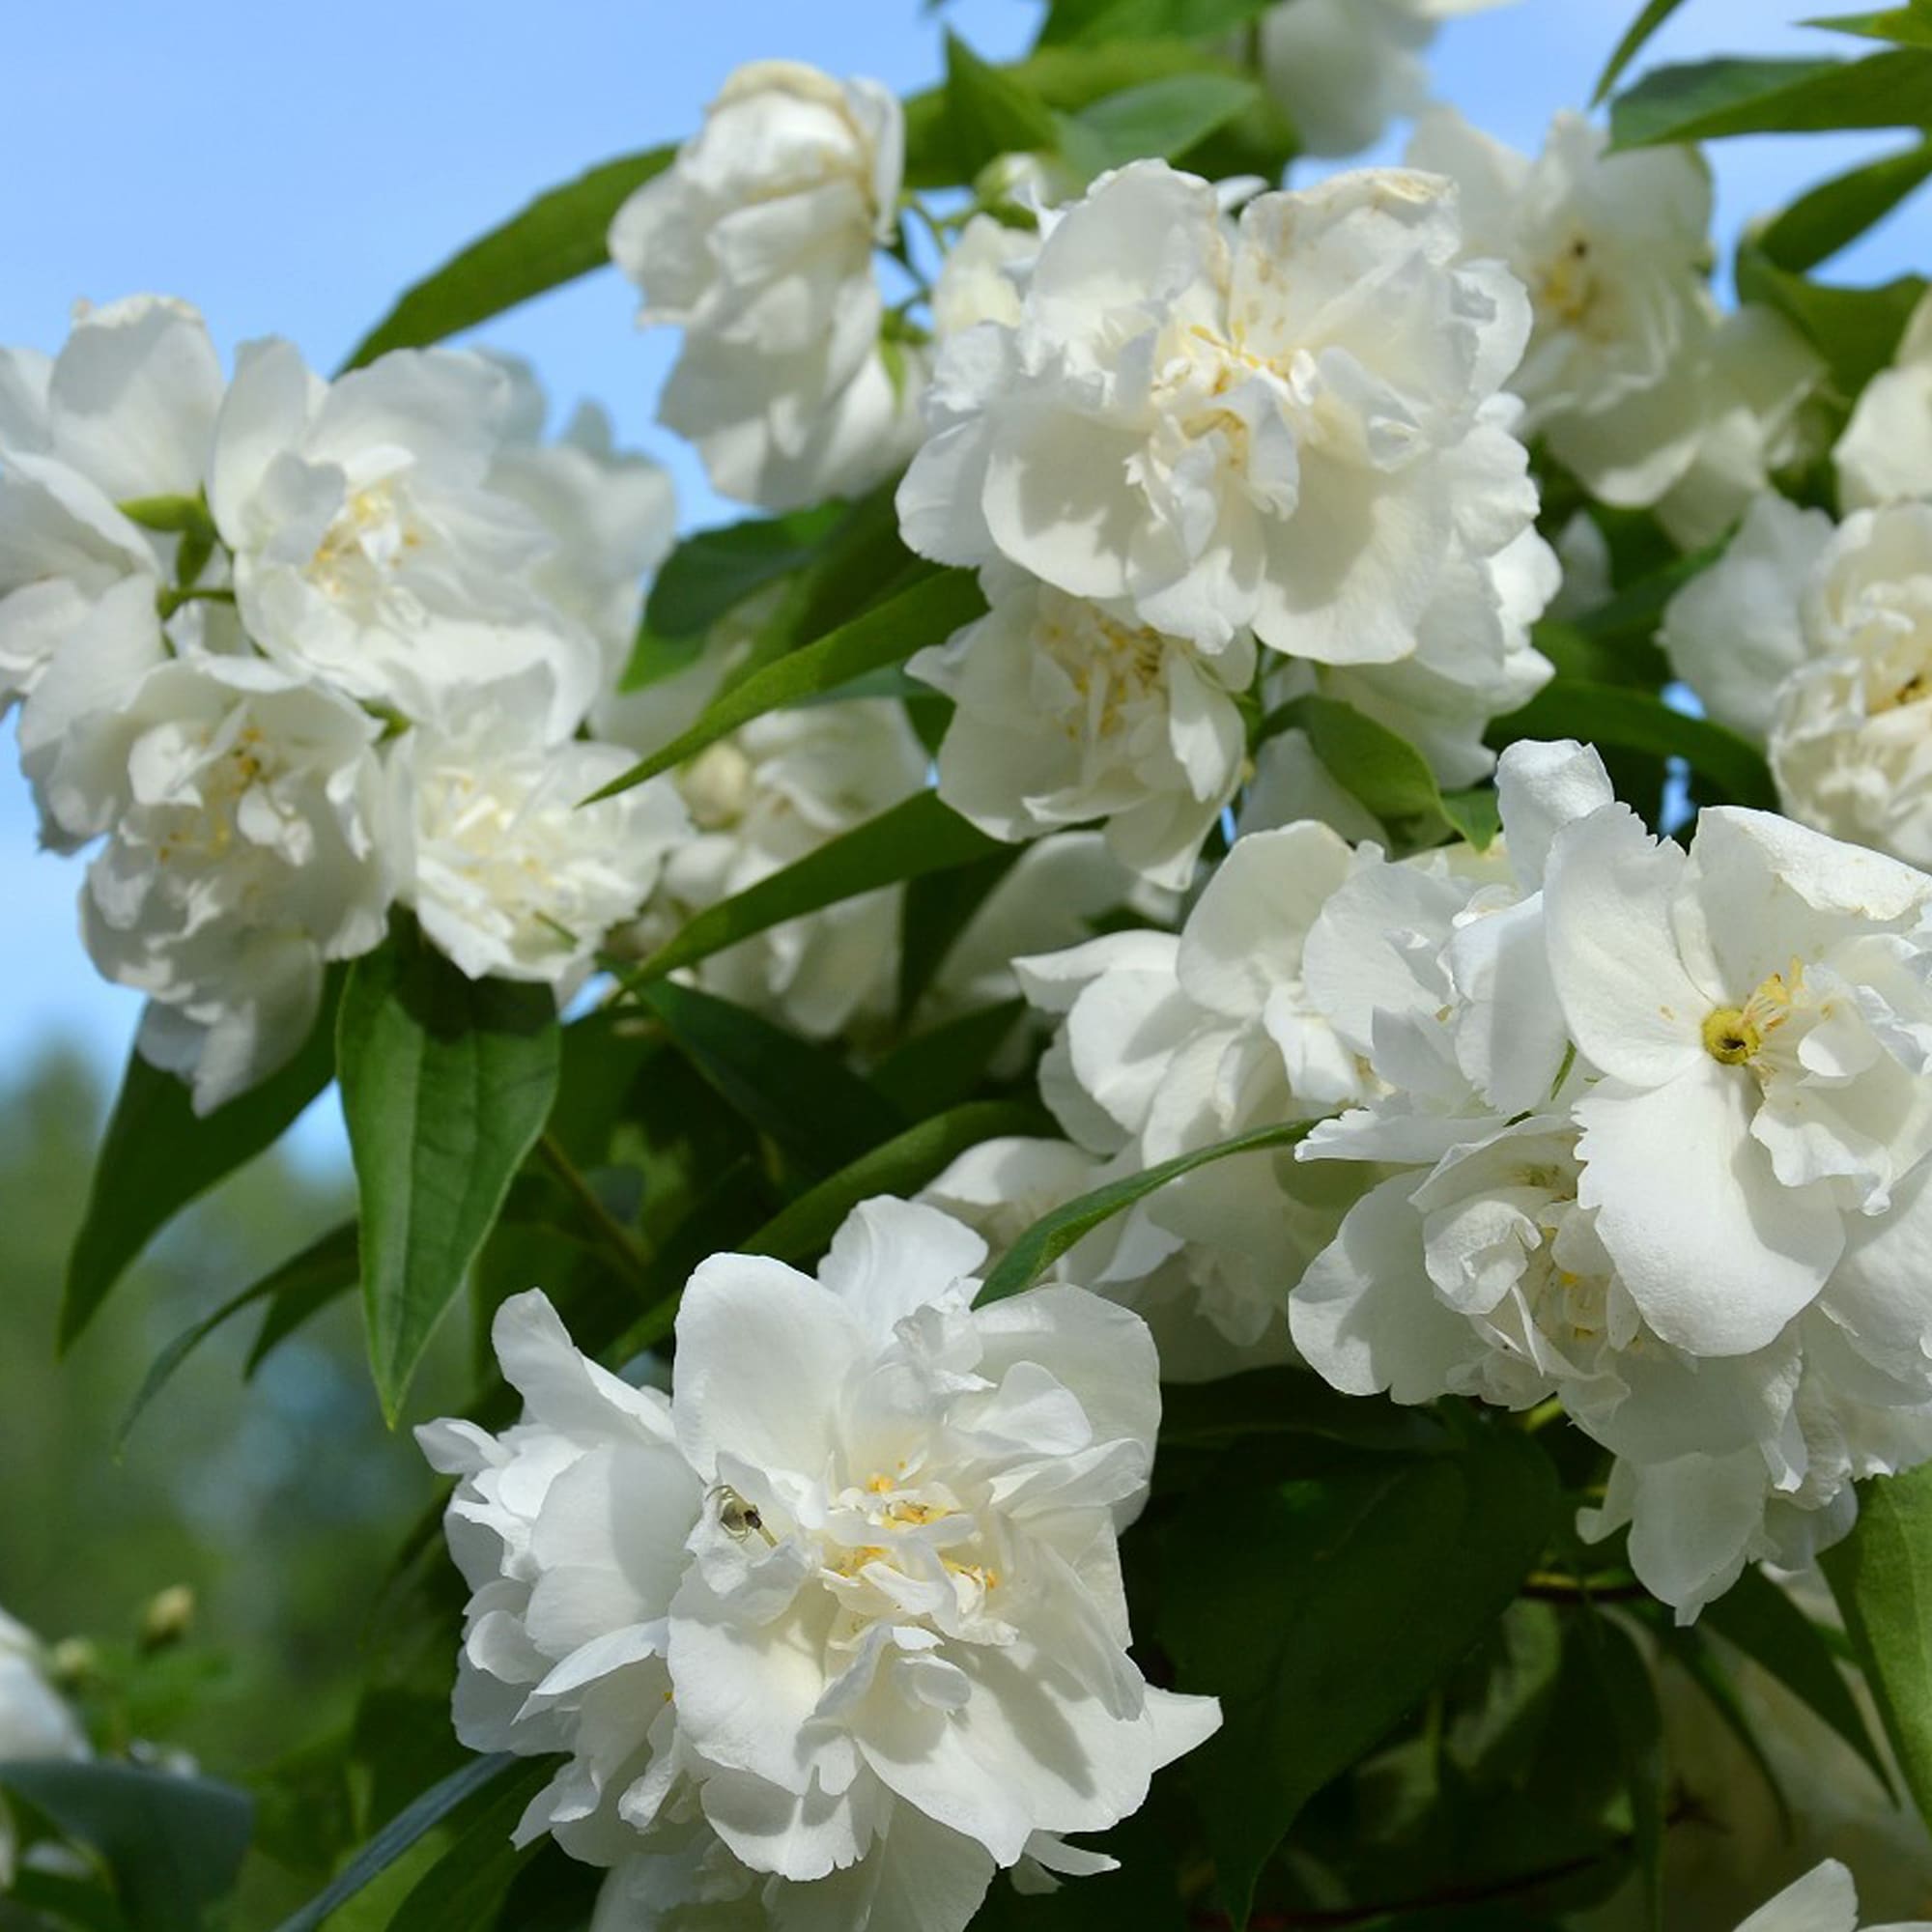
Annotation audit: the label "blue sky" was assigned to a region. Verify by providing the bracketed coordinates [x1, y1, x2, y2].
[0, 0, 1922, 1117]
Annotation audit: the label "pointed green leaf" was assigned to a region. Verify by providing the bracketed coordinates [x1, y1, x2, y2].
[945, 30, 1060, 168]
[585, 569, 984, 802]
[1158, 1428, 1560, 1924]
[338, 927, 561, 1422]
[1805, 2, 1932, 48]
[1595, 0, 1694, 102]
[1760, 139, 1932, 271]
[1823, 1463, 1932, 1835]
[1262, 693, 1450, 842]
[1611, 50, 1932, 150]
[640, 503, 845, 644]
[63, 976, 341, 1351]
[635, 979, 905, 1173]
[975, 1120, 1314, 1304]
[116, 1221, 359, 1450]
[1062, 72, 1260, 175]
[340, 148, 671, 370]
[1737, 241, 1930, 393]
[625, 792, 1003, 990]
[384, 1761, 556, 1932]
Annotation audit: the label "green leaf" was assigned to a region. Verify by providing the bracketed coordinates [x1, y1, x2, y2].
[116, 1221, 359, 1450]
[1158, 1428, 1561, 1922]
[945, 31, 1061, 169]
[115, 495, 214, 540]
[1736, 241, 1930, 395]
[383, 1761, 555, 1932]
[1041, 0, 1278, 42]
[1580, 1610, 1665, 1930]
[1264, 694, 1449, 843]
[871, 1001, 1030, 1117]
[338, 926, 561, 1423]
[1491, 680, 1777, 810]
[586, 570, 984, 802]
[1158, 1368, 1450, 1455]
[742, 1099, 1053, 1268]
[1611, 50, 1932, 150]
[1062, 72, 1260, 176]
[1439, 786, 1503, 851]
[976, 1120, 1314, 1304]
[640, 503, 845, 644]
[1703, 1563, 1895, 1796]
[339, 148, 671, 370]
[1823, 1463, 1932, 1835]
[1595, 0, 1693, 102]
[634, 979, 905, 1174]
[63, 976, 341, 1351]
[1759, 139, 1932, 272]
[269, 1756, 516, 1932]
[624, 792, 1004, 989]
[0, 1762, 251, 1932]
[1806, 1, 1932, 47]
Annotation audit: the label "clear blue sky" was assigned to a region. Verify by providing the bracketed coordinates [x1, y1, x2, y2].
[0, 0, 1921, 1119]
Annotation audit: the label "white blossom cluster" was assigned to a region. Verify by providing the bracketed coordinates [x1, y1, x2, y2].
[1663, 291, 1932, 873]
[999, 738, 1932, 1618]
[0, 301, 689, 1111]
[418, 1200, 1217, 1932]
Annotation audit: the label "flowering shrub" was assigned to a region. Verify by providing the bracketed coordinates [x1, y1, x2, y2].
[10, 0, 1932, 1927]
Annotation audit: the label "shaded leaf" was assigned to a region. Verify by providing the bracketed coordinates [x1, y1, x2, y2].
[341, 149, 670, 369]
[1158, 1429, 1560, 1923]
[1263, 694, 1449, 842]
[63, 977, 340, 1351]
[384, 1761, 555, 1932]
[1737, 241, 1930, 394]
[1759, 138, 1932, 272]
[0, 1762, 251, 1932]
[871, 1001, 1030, 1117]
[1062, 72, 1260, 176]
[1611, 49, 1932, 150]
[639, 504, 844, 644]
[945, 31, 1060, 169]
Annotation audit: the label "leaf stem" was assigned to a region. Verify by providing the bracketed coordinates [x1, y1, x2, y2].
[536, 1132, 651, 1293]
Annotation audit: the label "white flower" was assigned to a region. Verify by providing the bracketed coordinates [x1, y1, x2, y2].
[485, 355, 677, 691]
[71, 655, 394, 1114]
[0, 1607, 89, 1891]
[898, 160, 1538, 667]
[1252, 0, 1520, 159]
[931, 215, 1034, 339]
[1663, 495, 1932, 870]
[1838, 287, 1932, 512]
[1281, 740, 1932, 1616]
[208, 340, 603, 739]
[1732, 1859, 1932, 1932]
[609, 62, 912, 513]
[627, 699, 927, 1039]
[418, 1200, 1217, 1931]
[1407, 109, 1819, 534]
[392, 673, 689, 992]
[0, 297, 222, 713]
[911, 565, 1256, 890]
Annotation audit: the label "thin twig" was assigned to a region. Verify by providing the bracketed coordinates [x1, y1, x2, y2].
[536, 1132, 651, 1292]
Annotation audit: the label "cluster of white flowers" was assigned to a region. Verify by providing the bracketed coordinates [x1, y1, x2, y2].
[0, 300, 688, 1111]
[1408, 107, 1822, 545]
[0, 1607, 89, 1890]
[1663, 290, 1932, 873]
[998, 738, 1932, 1618]
[609, 62, 923, 513]
[419, 1199, 1217, 1931]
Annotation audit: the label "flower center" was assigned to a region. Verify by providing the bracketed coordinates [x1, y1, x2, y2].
[1037, 594, 1170, 743]
[1702, 964, 1804, 1067]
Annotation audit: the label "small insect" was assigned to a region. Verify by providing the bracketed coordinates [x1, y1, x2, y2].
[711, 1484, 778, 1548]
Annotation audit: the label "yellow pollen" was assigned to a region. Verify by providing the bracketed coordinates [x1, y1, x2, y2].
[1702, 1008, 1759, 1065]
[1703, 960, 1805, 1066]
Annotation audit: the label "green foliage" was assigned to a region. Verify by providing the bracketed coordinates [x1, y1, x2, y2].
[1758, 139, 1932, 272]
[338, 926, 561, 1422]
[588, 569, 984, 801]
[1808, 1, 1932, 47]
[1060, 71, 1260, 174]
[1593, 0, 1694, 103]
[1157, 1424, 1561, 1922]
[1611, 48, 1932, 149]
[63, 981, 341, 1351]
[0, 1761, 252, 1932]
[1263, 693, 1458, 848]
[339, 149, 671, 369]
[1824, 1464, 1932, 1838]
